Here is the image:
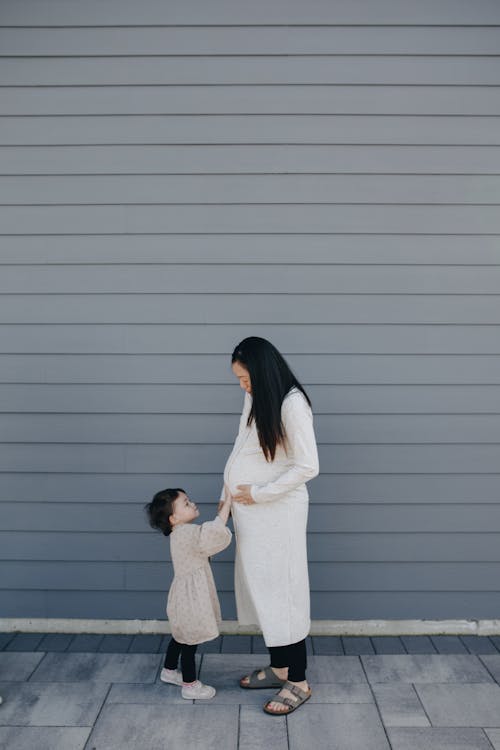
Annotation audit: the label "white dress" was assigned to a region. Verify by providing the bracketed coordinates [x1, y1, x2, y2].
[222, 387, 319, 647]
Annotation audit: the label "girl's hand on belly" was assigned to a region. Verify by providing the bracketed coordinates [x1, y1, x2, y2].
[232, 484, 256, 506]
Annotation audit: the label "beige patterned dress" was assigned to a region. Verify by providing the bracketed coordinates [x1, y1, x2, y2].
[166, 516, 232, 645]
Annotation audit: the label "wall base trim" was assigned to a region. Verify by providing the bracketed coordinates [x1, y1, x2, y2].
[1, 618, 500, 636]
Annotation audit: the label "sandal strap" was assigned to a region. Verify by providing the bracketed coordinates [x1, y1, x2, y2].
[267, 695, 295, 708]
[283, 680, 310, 701]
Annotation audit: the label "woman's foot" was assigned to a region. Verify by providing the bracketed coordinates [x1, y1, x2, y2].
[240, 665, 287, 687]
[264, 680, 310, 714]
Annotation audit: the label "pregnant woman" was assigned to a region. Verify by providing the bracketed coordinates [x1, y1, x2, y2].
[220, 336, 319, 716]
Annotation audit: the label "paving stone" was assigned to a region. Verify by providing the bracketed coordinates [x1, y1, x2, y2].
[239, 705, 288, 750]
[430, 636, 468, 654]
[460, 636, 499, 654]
[288, 703, 390, 750]
[199, 653, 267, 686]
[86, 703, 239, 750]
[372, 683, 430, 727]
[308, 683, 373, 704]
[480, 655, 500, 683]
[0, 634, 15, 651]
[415, 683, 500, 726]
[221, 635, 252, 653]
[98, 635, 134, 653]
[0, 681, 109, 726]
[0, 652, 44, 681]
[312, 636, 344, 655]
[5, 633, 45, 651]
[400, 636, 437, 654]
[361, 654, 494, 684]
[67, 634, 104, 652]
[195, 686, 271, 705]
[307, 655, 367, 684]
[342, 636, 375, 655]
[485, 729, 500, 749]
[0, 727, 91, 750]
[128, 634, 163, 653]
[197, 636, 222, 653]
[371, 637, 406, 655]
[107, 682, 187, 704]
[29, 652, 160, 683]
[251, 635, 268, 654]
[490, 636, 500, 652]
[37, 634, 74, 652]
[388, 727, 493, 750]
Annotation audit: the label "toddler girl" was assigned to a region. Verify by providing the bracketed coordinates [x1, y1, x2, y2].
[145, 486, 232, 699]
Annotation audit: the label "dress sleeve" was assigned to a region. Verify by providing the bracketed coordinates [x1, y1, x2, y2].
[250, 390, 319, 504]
[197, 516, 232, 556]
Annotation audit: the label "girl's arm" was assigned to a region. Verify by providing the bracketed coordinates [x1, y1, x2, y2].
[217, 485, 232, 525]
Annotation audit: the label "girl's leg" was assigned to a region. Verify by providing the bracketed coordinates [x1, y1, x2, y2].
[180, 643, 198, 684]
[164, 637, 183, 670]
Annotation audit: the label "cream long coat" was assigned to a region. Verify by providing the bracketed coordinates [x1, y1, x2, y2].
[222, 387, 319, 647]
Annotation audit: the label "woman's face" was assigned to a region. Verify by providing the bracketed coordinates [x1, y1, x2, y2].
[232, 360, 252, 394]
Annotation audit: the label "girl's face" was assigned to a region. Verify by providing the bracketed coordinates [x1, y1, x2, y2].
[232, 361, 252, 394]
[169, 492, 199, 527]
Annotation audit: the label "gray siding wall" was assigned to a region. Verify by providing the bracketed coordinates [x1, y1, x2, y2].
[1, 0, 499, 621]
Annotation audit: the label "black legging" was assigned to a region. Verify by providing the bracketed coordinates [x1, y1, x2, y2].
[164, 637, 197, 683]
[268, 638, 307, 682]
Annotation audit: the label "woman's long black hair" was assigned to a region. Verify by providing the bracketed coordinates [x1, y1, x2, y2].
[232, 336, 311, 461]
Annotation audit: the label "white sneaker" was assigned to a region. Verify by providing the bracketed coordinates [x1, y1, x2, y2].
[181, 680, 216, 700]
[160, 667, 183, 686]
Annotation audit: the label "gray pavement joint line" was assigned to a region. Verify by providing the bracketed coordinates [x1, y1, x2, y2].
[83, 682, 113, 750]
[410, 682, 433, 726]
[482, 728, 498, 750]
[25, 651, 48, 682]
[237, 703, 241, 750]
[478, 655, 500, 686]
[359, 656, 395, 750]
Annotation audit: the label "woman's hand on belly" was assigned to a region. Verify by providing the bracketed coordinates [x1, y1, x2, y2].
[232, 484, 256, 506]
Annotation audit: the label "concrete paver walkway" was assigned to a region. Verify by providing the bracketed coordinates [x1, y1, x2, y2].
[1, 635, 500, 749]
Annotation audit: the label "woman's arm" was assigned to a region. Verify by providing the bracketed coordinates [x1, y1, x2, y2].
[249, 390, 319, 504]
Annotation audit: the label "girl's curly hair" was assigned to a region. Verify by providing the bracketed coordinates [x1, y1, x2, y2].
[144, 488, 184, 536]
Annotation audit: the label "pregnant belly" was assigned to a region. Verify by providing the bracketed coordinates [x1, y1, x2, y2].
[224, 450, 285, 495]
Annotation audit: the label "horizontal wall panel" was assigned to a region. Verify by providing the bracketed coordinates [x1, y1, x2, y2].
[4, 56, 500, 86]
[2, 86, 500, 116]
[2, 115, 499, 147]
[1, 443, 499, 474]
[3, 588, 500, 620]
[3, 175, 500, 205]
[3, 413, 500, 445]
[2, 204, 498, 235]
[2, 561, 500, 593]
[2, 472, 500, 505]
[2, 502, 500, 534]
[2, 0, 500, 26]
[2, 354, 500, 386]
[2, 294, 500, 325]
[3, 143, 500, 173]
[127, 562, 500, 593]
[2, 530, 500, 564]
[0, 562, 125, 590]
[1, 235, 499, 265]
[2, 28, 500, 56]
[2, 266, 499, 295]
[1, 384, 498, 414]
[1, 325, 499, 356]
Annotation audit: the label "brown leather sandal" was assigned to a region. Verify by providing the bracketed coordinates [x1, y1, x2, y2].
[263, 680, 312, 715]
